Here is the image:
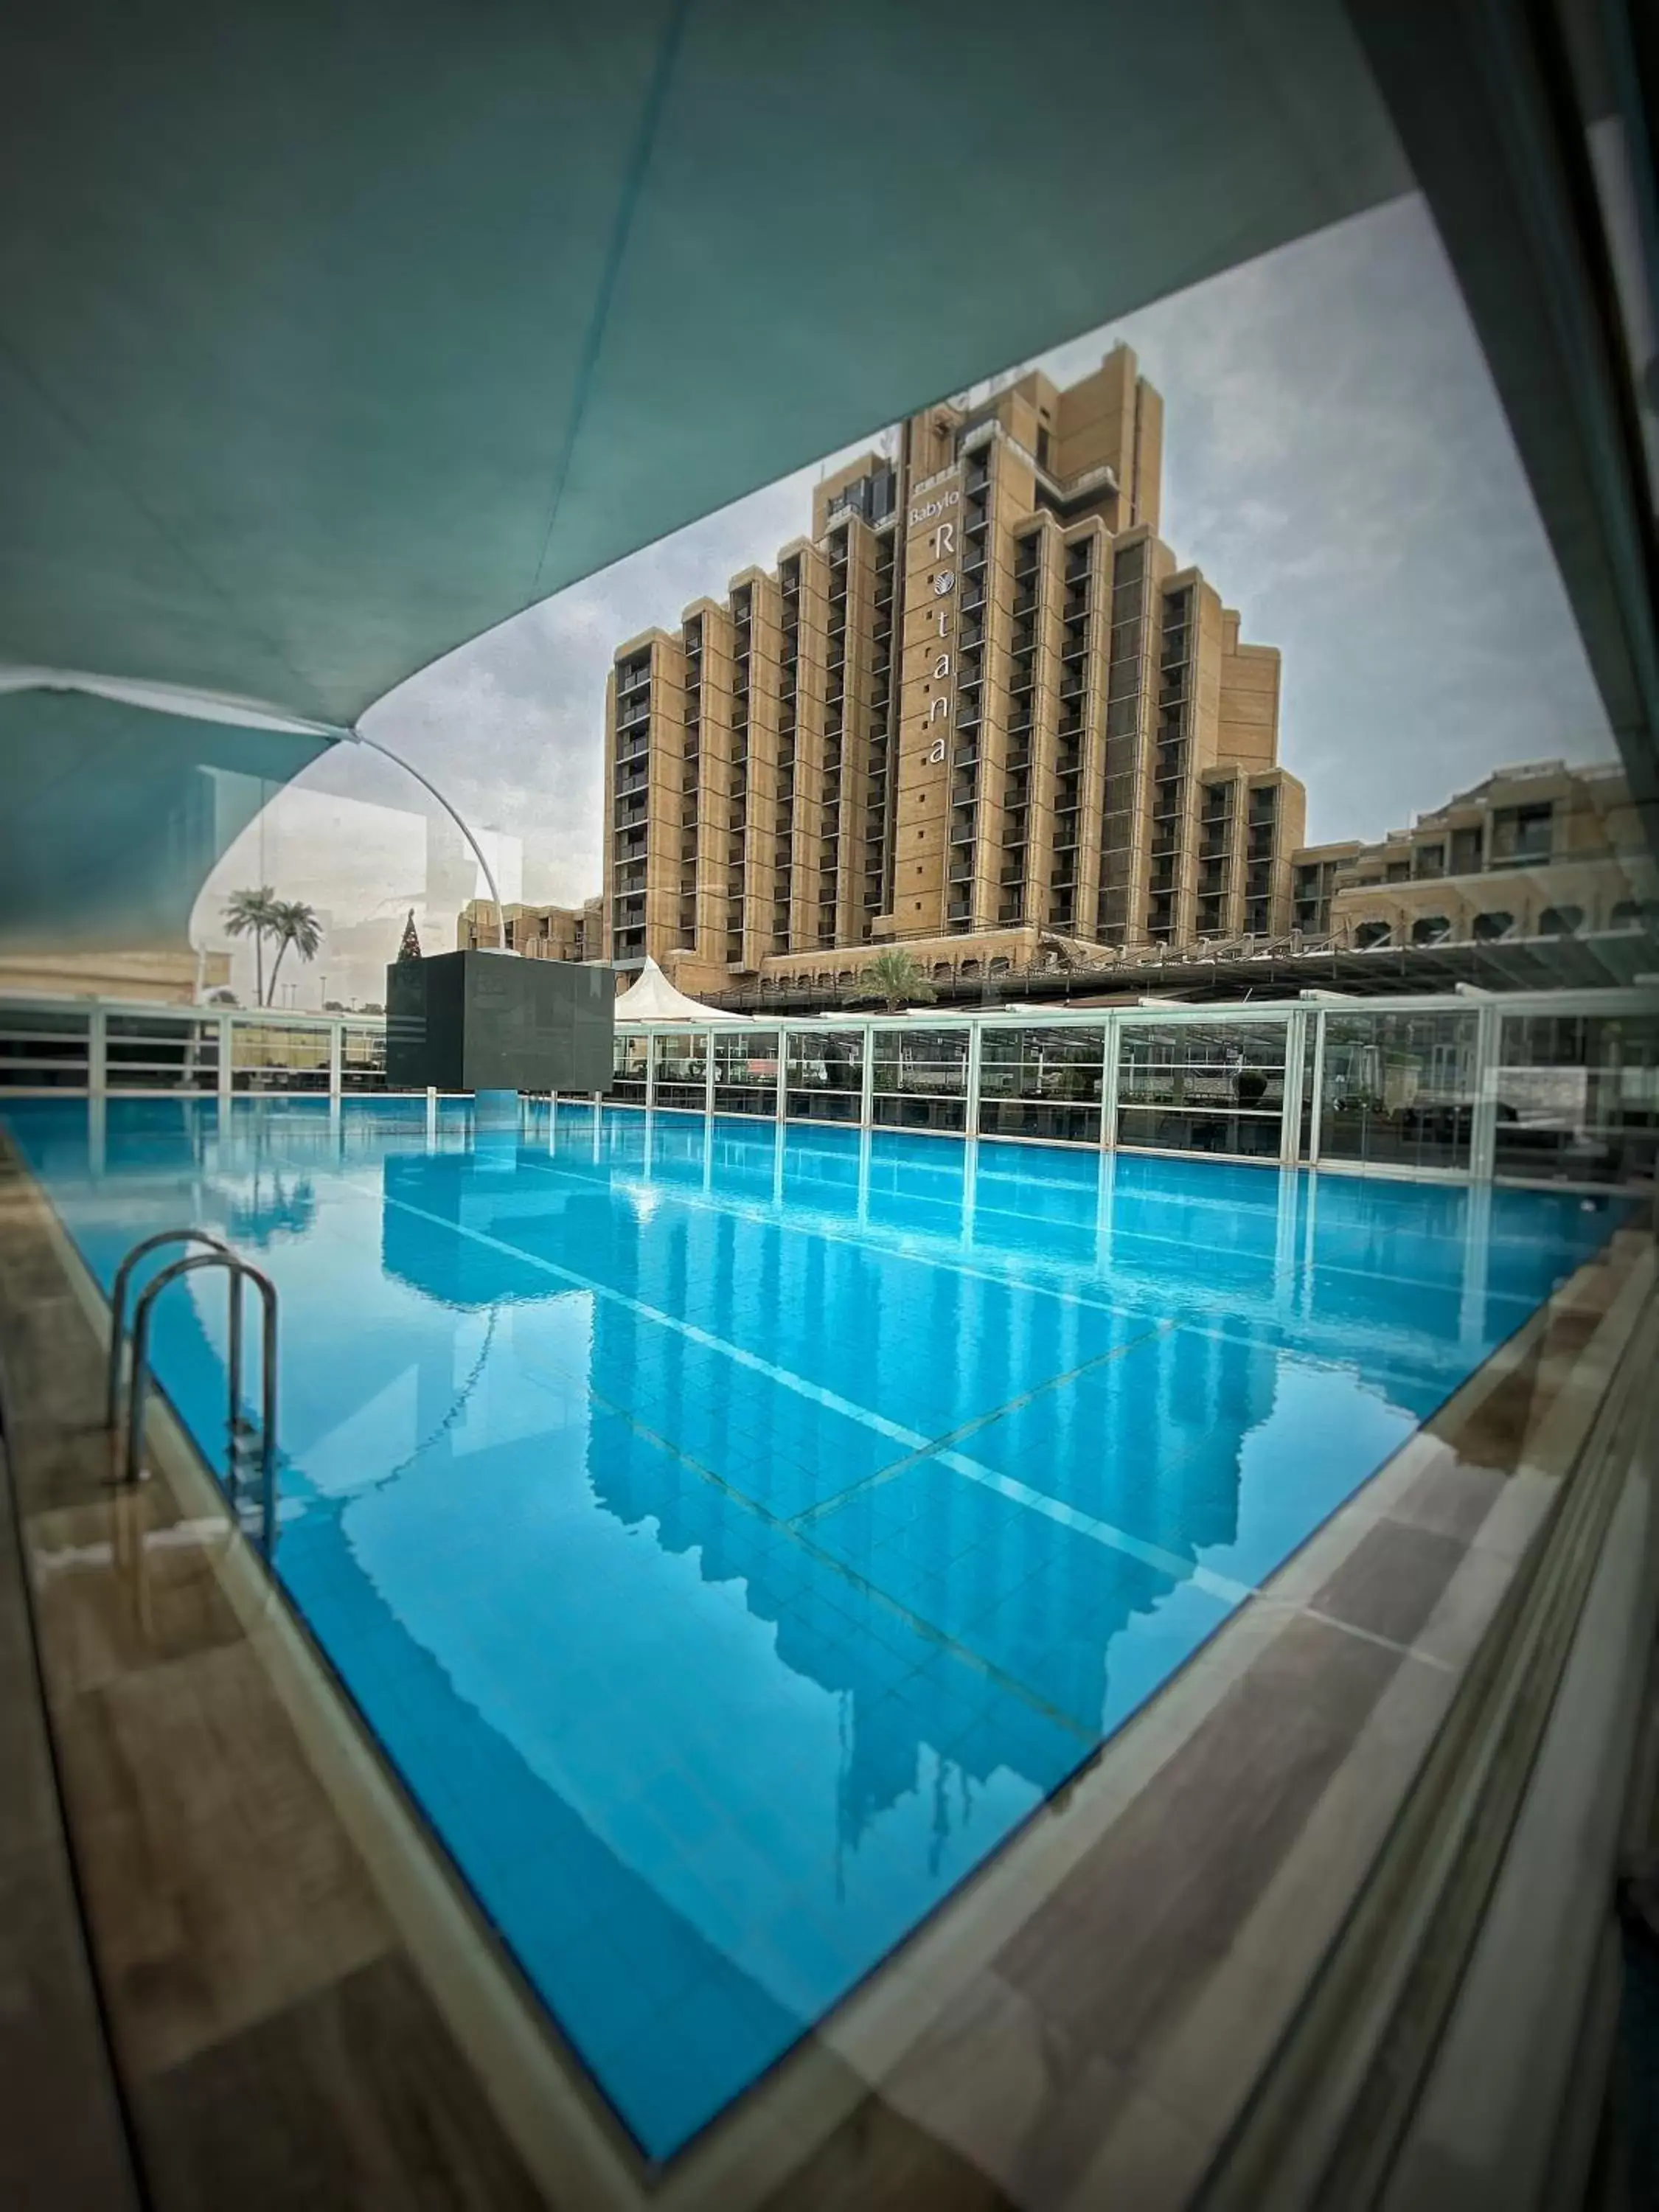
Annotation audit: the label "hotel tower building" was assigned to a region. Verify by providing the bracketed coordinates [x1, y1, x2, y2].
[602, 346, 1305, 995]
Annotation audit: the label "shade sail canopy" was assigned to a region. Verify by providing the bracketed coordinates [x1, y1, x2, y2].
[2, 0, 1408, 726]
[0, 689, 332, 947]
[0, 0, 1411, 947]
[613, 957, 749, 1023]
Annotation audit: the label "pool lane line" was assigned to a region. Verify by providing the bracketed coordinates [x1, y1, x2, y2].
[362, 1183, 927, 1452]
[504, 1349, 1103, 1747]
[788, 1318, 1177, 1526]
[925, 1455, 1255, 1609]
[360, 1178, 1254, 1620]
[791, 1318, 1256, 1610]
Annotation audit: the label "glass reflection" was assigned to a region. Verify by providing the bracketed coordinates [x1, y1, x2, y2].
[1319, 1010, 1477, 1171]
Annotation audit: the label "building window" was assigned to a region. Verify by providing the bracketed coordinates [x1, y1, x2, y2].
[1490, 802, 1554, 866]
[1536, 903, 1585, 936]
[1411, 915, 1452, 945]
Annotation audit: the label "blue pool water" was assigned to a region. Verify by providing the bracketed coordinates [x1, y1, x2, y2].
[3, 1095, 1624, 2156]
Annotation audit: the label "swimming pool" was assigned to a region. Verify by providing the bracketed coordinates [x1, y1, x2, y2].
[2, 1095, 1624, 2158]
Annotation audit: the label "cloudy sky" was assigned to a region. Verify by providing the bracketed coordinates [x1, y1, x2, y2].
[204, 189, 1614, 986]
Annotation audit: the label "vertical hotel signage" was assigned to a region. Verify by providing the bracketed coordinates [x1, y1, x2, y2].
[908, 481, 961, 768]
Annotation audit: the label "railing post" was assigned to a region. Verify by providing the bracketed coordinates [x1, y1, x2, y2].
[1281, 1008, 1307, 1166]
[706, 1032, 718, 1122]
[88, 1004, 107, 1100]
[859, 1023, 876, 1130]
[774, 1024, 787, 1122]
[1471, 1001, 1502, 1183]
[218, 1013, 234, 1110]
[1100, 1011, 1121, 1152]
[644, 1029, 657, 1113]
[964, 1017, 984, 1141]
[1307, 1011, 1327, 1168]
[327, 1018, 343, 1101]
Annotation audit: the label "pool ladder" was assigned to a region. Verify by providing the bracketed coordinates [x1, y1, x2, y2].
[105, 1229, 280, 1556]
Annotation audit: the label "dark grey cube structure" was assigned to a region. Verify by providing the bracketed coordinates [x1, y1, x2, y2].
[386, 951, 614, 1093]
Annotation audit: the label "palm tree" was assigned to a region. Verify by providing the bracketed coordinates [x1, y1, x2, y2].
[846, 947, 937, 1014]
[266, 899, 323, 1005]
[222, 886, 281, 1007]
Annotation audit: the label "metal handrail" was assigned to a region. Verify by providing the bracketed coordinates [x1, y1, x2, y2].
[107, 1228, 237, 1429]
[109, 1238, 279, 1556]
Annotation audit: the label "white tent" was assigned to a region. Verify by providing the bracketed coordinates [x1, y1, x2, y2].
[613, 957, 751, 1024]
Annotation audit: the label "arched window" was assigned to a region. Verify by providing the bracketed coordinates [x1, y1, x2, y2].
[931, 961, 953, 981]
[1355, 920, 1393, 949]
[1537, 904, 1584, 937]
[989, 956, 1011, 975]
[1411, 915, 1451, 946]
[1472, 911, 1514, 942]
[959, 959, 981, 978]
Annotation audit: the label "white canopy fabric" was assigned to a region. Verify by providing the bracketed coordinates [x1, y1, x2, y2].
[613, 957, 749, 1023]
[0, 1, 1410, 949]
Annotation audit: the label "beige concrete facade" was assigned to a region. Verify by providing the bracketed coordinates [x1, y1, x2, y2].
[601, 346, 1301, 994]
[0, 946, 231, 1004]
[457, 897, 602, 960]
[1293, 762, 1658, 950]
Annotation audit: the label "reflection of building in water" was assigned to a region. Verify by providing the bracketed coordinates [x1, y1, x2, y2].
[573, 1140, 1276, 1844]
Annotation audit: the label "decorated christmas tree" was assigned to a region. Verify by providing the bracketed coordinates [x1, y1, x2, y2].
[397, 908, 422, 962]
